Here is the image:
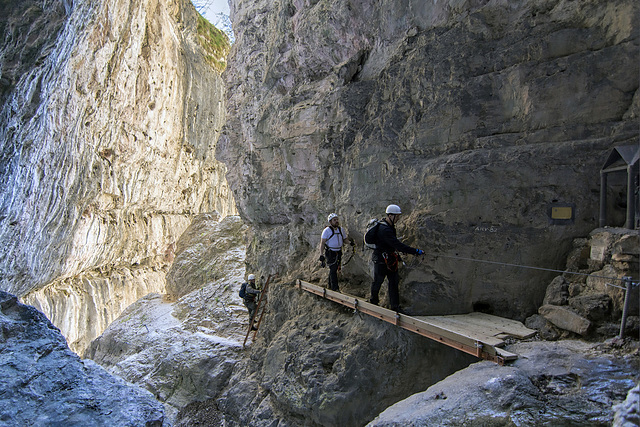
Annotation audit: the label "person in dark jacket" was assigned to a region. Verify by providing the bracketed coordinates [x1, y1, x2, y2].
[243, 274, 261, 329]
[369, 204, 424, 312]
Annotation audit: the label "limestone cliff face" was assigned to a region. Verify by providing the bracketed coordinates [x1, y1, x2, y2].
[85, 215, 249, 422]
[220, 0, 639, 319]
[0, 0, 234, 352]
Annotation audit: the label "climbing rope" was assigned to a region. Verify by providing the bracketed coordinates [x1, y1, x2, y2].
[341, 242, 357, 267]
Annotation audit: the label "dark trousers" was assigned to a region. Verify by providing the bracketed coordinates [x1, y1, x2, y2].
[244, 299, 257, 320]
[326, 249, 342, 291]
[370, 262, 400, 311]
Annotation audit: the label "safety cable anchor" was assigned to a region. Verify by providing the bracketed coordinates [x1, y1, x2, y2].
[354, 298, 359, 314]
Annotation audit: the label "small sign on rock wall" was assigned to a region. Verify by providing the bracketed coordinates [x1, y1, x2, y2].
[548, 203, 575, 225]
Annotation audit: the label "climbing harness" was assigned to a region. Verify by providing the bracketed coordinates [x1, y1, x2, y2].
[324, 250, 342, 268]
[382, 252, 400, 272]
[323, 226, 345, 251]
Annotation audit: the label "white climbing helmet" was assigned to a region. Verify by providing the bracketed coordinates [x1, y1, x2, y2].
[327, 213, 339, 223]
[248, 274, 255, 280]
[386, 204, 402, 215]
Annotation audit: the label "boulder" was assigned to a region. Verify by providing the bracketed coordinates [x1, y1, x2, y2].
[525, 314, 561, 341]
[543, 276, 569, 306]
[569, 294, 612, 321]
[613, 384, 640, 427]
[368, 341, 638, 426]
[565, 238, 590, 272]
[539, 304, 591, 335]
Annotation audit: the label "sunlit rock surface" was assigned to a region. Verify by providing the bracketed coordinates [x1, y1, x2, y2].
[24, 265, 167, 354]
[85, 214, 249, 422]
[166, 214, 248, 298]
[220, 0, 639, 319]
[0, 291, 166, 426]
[0, 0, 234, 352]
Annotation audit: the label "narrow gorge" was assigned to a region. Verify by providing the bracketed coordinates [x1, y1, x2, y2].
[0, 0, 638, 426]
[0, 0, 235, 353]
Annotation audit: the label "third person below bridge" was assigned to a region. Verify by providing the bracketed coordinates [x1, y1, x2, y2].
[369, 204, 424, 313]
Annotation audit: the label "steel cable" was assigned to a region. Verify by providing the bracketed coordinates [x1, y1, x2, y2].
[434, 254, 638, 287]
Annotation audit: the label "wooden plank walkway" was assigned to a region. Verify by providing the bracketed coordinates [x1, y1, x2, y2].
[296, 280, 536, 365]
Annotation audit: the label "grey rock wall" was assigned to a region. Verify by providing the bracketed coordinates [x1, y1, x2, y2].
[220, 0, 639, 319]
[166, 213, 248, 298]
[0, 0, 234, 352]
[368, 340, 638, 426]
[531, 227, 639, 339]
[214, 282, 477, 426]
[0, 290, 166, 426]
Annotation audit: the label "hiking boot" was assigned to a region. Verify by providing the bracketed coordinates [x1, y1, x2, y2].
[369, 298, 379, 305]
[251, 326, 258, 331]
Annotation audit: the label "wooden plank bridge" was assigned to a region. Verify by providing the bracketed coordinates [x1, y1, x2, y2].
[296, 280, 536, 365]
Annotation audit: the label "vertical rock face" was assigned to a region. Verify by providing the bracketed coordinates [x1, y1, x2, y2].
[0, 0, 234, 352]
[214, 283, 477, 427]
[220, 0, 639, 319]
[85, 214, 249, 422]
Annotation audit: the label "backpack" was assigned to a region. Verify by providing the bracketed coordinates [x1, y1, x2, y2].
[364, 219, 381, 249]
[239, 282, 247, 298]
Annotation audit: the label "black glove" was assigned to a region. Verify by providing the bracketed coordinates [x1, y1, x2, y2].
[319, 255, 326, 268]
[349, 239, 356, 247]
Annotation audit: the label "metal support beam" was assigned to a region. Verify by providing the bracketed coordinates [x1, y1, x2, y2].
[626, 166, 635, 229]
